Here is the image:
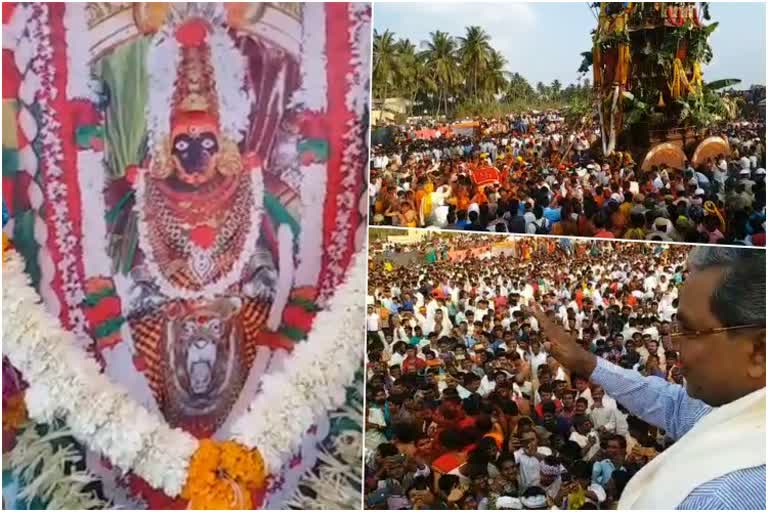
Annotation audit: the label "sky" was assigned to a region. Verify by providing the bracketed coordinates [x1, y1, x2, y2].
[374, 2, 766, 89]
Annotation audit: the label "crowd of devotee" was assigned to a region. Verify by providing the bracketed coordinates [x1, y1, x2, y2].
[364, 236, 695, 509]
[369, 112, 765, 246]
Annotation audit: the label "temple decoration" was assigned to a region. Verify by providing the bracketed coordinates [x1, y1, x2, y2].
[585, 2, 731, 158]
[1, 2, 369, 509]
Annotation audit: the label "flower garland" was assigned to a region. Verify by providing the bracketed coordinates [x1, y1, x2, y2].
[291, 3, 327, 112]
[62, 2, 97, 102]
[25, 3, 89, 338]
[3, 246, 365, 504]
[2, 394, 27, 435]
[229, 251, 365, 472]
[9, 3, 64, 327]
[3, 248, 199, 497]
[145, 22, 180, 155]
[207, 12, 252, 142]
[294, 2, 329, 288]
[181, 440, 266, 509]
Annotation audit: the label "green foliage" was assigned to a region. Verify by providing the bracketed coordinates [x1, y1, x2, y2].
[373, 26, 591, 121]
[578, 50, 593, 74]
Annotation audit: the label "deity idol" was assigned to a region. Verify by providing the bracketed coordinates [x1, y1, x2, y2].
[119, 16, 282, 437]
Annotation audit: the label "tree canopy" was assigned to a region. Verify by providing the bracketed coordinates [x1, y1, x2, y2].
[373, 26, 592, 120]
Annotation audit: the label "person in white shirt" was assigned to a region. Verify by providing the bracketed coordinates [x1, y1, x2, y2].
[589, 384, 619, 434]
[529, 340, 548, 376]
[573, 374, 594, 407]
[456, 373, 482, 400]
[570, 415, 601, 461]
[366, 306, 383, 343]
[514, 432, 549, 489]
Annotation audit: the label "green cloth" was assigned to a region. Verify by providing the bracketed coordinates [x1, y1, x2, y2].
[94, 317, 125, 338]
[264, 192, 300, 238]
[280, 325, 307, 341]
[12, 209, 41, 289]
[75, 125, 104, 149]
[2, 148, 19, 176]
[83, 287, 117, 307]
[297, 139, 330, 162]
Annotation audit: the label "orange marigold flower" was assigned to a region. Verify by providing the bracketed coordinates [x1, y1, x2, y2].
[181, 439, 267, 509]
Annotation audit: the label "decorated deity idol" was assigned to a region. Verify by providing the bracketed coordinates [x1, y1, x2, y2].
[125, 16, 278, 436]
[2, 3, 368, 508]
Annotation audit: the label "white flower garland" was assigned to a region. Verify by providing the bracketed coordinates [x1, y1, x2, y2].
[3, 250, 199, 496]
[26, 3, 88, 339]
[230, 252, 365, 472]
[207, 21, 252, 142]
[63, 2, 97, 102]
[294, 2, 329, 288]
[145, 27, 181, 155]
[60, 6, 111, 342]
[6, 5, 61, 321]
[3, 248, 365, 498]
[291, 3, 327, 111]
[132, 166, 265, 301]
[295, 163, 329, 287]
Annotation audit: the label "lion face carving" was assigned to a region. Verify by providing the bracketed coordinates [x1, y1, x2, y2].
[163, 298, 245, 426]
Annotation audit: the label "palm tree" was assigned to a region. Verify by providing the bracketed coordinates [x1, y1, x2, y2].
[457, 26, 492, 102]
[421, 30, 460, 116]
[536, 81, 548, 100]
[394, 39, 435, 115]
[505, 72, 535, 103]
[481, 49, 509, 101]
[372, 29, 399, 105]
[550, 79, 563, 101]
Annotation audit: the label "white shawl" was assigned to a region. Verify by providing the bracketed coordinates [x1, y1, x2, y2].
[619, 387, 766, 509]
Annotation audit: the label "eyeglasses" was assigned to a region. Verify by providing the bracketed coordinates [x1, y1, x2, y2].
[669, 320, 763, 339]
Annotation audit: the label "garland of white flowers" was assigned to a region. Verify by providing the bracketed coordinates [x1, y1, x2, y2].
[63, 3, 97, 102]
[229, 252, 365, 472]
[18, 3, 89, 338]
[3, 250, 199, 497]
[36, 4, 88, 335]
[145, 25, 180, 153]
[207, 18, 252, 142]
[294, 3, 329, 288]
[291, 3, 327, 112]
[3, 247, 365, 498]
[63, 3, 111, 280]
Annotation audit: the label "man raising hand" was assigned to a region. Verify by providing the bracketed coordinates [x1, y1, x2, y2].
[529, 247, 765, 510]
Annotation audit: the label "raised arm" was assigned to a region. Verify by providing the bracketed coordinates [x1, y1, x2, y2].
[590, 358, 711, 440]
[529, 303, 711, 440]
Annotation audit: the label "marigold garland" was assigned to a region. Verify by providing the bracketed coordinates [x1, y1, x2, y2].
[180, 440, 267, 510]
[2, 394, 28, 434]
[2, 232, 10, 264]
